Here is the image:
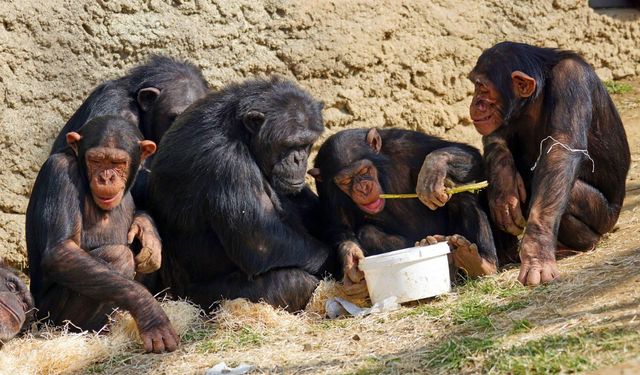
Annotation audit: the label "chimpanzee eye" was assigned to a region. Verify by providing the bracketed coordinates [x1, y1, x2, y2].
[6, 281, 16, 293]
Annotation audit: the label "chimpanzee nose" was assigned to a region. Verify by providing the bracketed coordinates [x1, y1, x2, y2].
[98, 170, 116, 184]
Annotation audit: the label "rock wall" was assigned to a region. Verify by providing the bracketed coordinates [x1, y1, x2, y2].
[0, 0, 638, 269]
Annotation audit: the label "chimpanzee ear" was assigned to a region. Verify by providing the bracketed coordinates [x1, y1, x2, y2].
[66, 132, 82, 155]
[139, 140, 157, 162]
[511, 71, 536, 98]
[308, 168, 323, 182]
[243, 111, 265, 134]
[366, 128, 382, 154]
[137, 87, 161, 112]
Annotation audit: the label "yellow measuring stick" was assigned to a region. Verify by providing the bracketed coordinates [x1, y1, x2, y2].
[379, 180, 489, 199]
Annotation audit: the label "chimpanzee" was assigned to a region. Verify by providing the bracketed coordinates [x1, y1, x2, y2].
[466, 41, 630, 286]
[148, 77, 336, 312]
[310, 128, 498, 296]
[26, 116, 178, 353]
[49, 55, 209, 208]
[51, 55, 209, 152]
[0, 263, 33, 343]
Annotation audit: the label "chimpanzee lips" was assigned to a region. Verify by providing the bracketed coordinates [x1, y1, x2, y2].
[358, 198, 385, 215]
[472, 113, 492, 123]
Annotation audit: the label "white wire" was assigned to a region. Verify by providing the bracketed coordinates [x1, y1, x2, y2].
[530, 136, 595, 173]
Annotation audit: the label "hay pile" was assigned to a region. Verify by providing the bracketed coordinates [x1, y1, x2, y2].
[0, 300, 200, 375]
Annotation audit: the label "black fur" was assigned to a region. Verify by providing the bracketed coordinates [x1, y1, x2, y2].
[314, 128, 497, 264]
[148, 76, 336, 312]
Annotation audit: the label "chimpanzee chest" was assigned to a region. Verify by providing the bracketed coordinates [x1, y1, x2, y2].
[81, 195, 135, 250]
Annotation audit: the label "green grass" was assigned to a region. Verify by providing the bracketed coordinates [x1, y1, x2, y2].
[422, 336, 496, 370]
[196, 326, 265, 353]
[604, 80, 633, 95]
[419, 326, 640, 374]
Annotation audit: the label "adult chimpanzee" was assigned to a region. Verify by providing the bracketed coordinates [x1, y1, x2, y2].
[0, 263, 33, 343]
[466, 41, 630, 286]
[50, 55, 209, 152]
[148, 77, 336, 312]
[27, 116, 178, 353]
[310, 128, 498, 296]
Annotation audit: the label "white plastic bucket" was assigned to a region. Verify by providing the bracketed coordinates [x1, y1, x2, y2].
[358, 242, 451, 305]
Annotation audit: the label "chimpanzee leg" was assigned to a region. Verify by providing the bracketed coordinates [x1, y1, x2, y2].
[557, 179, 621, 251]
[187, 268, 319, 313]
[444, 193, 498, 276]
[38, 245, 135, 331]
[356, 225, 411, 255]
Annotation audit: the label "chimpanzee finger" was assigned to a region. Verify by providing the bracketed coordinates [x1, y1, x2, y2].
[152, 336, 164, 354]
[516, 173, 527, 203]
[346, 267, 364, 283]
[163, 327, 179, 352]
[526, 267, 541, 286]
[127, 224, 140, 245]
[540, 267, 556, 284]
[142, 333, 153, 353]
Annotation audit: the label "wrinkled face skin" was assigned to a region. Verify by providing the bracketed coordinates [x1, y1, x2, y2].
[270, 142, 314, 195]
[334, 159, 385, 215]
[469, 73, 503, 136]
[85, 147, 131, 210]
[0, 267, 33, 341]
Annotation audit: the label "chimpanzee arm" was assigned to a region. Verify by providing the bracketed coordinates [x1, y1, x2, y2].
[208, 148, 332, 277]
[482, 130, 527, 235]
[518, 60, 593, 285]
[416, 145, 484, 210]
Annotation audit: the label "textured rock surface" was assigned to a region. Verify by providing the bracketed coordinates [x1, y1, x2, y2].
[0, 0, 638, 269]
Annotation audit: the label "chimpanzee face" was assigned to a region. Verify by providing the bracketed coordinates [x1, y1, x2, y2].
[334, 159, 385, 215]
[84, 146, 133, 210]
[468, 69, 537, 136]
[270, 141, 315, 194]
[0, 266, 33, 341]
[469, 73, 504, 136]
[244, 91, 324, 196]
[66, 117, 157, 211]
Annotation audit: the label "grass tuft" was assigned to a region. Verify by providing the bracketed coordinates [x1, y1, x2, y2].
[604, 80, 633, 95]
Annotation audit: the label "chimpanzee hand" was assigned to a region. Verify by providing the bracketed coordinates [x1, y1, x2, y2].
[134, 301, 179, 353]
[488, 161, 527, 235]
[128, 213, 162, 274]
[416, 159, 451, 210]
[338, 241, 368, 298]
[517, 236, 560, 286]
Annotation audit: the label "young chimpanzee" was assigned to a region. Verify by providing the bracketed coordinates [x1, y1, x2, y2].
[49, 55, 209, 208]
[310, 128, 498, 296]
[26, 116, 178, 353]
[0, 263, 33, 343]
[466, 41, 630, 286]
[148, 77, 336, 312]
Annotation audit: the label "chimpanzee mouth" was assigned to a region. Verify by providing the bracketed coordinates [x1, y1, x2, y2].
[0, 298, 22, 325]
[359, 198, 385, 215]
[472, 113, 492, 124]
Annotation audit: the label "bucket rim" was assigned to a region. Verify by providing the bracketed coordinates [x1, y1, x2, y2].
[358, 241, 450, 270]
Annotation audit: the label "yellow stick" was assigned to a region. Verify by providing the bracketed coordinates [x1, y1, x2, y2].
[379, 180, 489, 199]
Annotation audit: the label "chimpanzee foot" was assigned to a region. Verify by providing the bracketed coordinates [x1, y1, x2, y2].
[449, 234, 497, 277]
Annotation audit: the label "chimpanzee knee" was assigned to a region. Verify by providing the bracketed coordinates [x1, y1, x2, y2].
[558, 213, 601, 251]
